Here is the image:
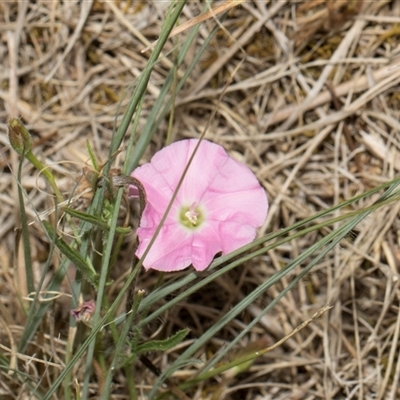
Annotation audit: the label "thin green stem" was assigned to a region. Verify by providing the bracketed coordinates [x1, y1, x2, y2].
[101, 290, 145, 400]
[25, 150, 64, 203]
[17, 152, 34, 295]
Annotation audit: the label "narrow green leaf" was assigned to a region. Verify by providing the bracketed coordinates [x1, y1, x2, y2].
[42, 221, 99, 288]
[63, 207, 108, 228]
[125, 9, 221, 174]
[62, 207, 131, 234]
[136, 328, 190, 355]
[86, 140, 99, 171]
[101, 289, 146, 400]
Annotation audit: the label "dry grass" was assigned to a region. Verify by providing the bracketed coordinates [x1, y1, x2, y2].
[1, 0, 400, 399]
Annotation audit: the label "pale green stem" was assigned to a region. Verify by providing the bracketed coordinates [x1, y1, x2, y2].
[25, 149, 64, 203]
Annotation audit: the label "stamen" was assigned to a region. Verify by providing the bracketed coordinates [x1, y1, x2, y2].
[185, 202, 199, 225]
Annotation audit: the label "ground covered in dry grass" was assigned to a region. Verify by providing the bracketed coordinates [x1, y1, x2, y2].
[1, 1, 400, 399]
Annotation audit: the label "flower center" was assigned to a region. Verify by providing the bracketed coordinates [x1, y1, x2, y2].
[185, 207, 199, 225]
[179, 202, 204, 230]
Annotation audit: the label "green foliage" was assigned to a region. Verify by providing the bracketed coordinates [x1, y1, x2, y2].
[62, 207, 131, 234]
[86, 139, 100, 172]
[42, 220, 100, 288]
[135, 328, 190, 355]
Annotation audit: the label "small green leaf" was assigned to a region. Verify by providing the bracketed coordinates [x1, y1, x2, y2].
[42, 221, 99, 288]
[86, 140, 99, 171]
[62, 207, 131, 234]
[135, 328, 190, 355]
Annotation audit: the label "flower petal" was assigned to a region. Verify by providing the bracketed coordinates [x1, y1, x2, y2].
[136, 224, 195, 272]
[204, 186, 268, 227]
[136, 221, 224, 272]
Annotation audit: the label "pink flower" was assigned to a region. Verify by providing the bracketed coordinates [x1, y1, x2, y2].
[130, 139, 268, 272]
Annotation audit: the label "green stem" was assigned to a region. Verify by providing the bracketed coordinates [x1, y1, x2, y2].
[25, 150, 64, 203]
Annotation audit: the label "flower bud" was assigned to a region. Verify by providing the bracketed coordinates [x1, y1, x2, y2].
[8, 118, 32, 155]
[71, 299, 96, 328]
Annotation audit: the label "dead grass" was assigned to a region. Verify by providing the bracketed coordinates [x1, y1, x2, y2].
[1, 0, 400, 399]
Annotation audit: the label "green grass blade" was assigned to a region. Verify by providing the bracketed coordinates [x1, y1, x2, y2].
[106, 0, 188, 175]
[135, 328, 190, 355]
[42, 220, 99, 288]
[125, 5, 223, 174]
[101, 289, 145, 400]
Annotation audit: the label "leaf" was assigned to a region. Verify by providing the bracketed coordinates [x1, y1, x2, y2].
[42, 221, 100, 288]
[86, 140, 99, 171]
[135, 329, 190, 355]
[62, 207, 131, 235]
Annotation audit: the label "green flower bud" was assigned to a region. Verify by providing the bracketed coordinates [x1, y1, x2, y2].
[8, 118, 32, 155]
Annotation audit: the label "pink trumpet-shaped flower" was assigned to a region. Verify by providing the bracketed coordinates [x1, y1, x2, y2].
[129, 139, 268, 272]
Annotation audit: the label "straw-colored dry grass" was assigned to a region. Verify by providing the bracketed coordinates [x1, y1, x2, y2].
[1, 1, 400, 399]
